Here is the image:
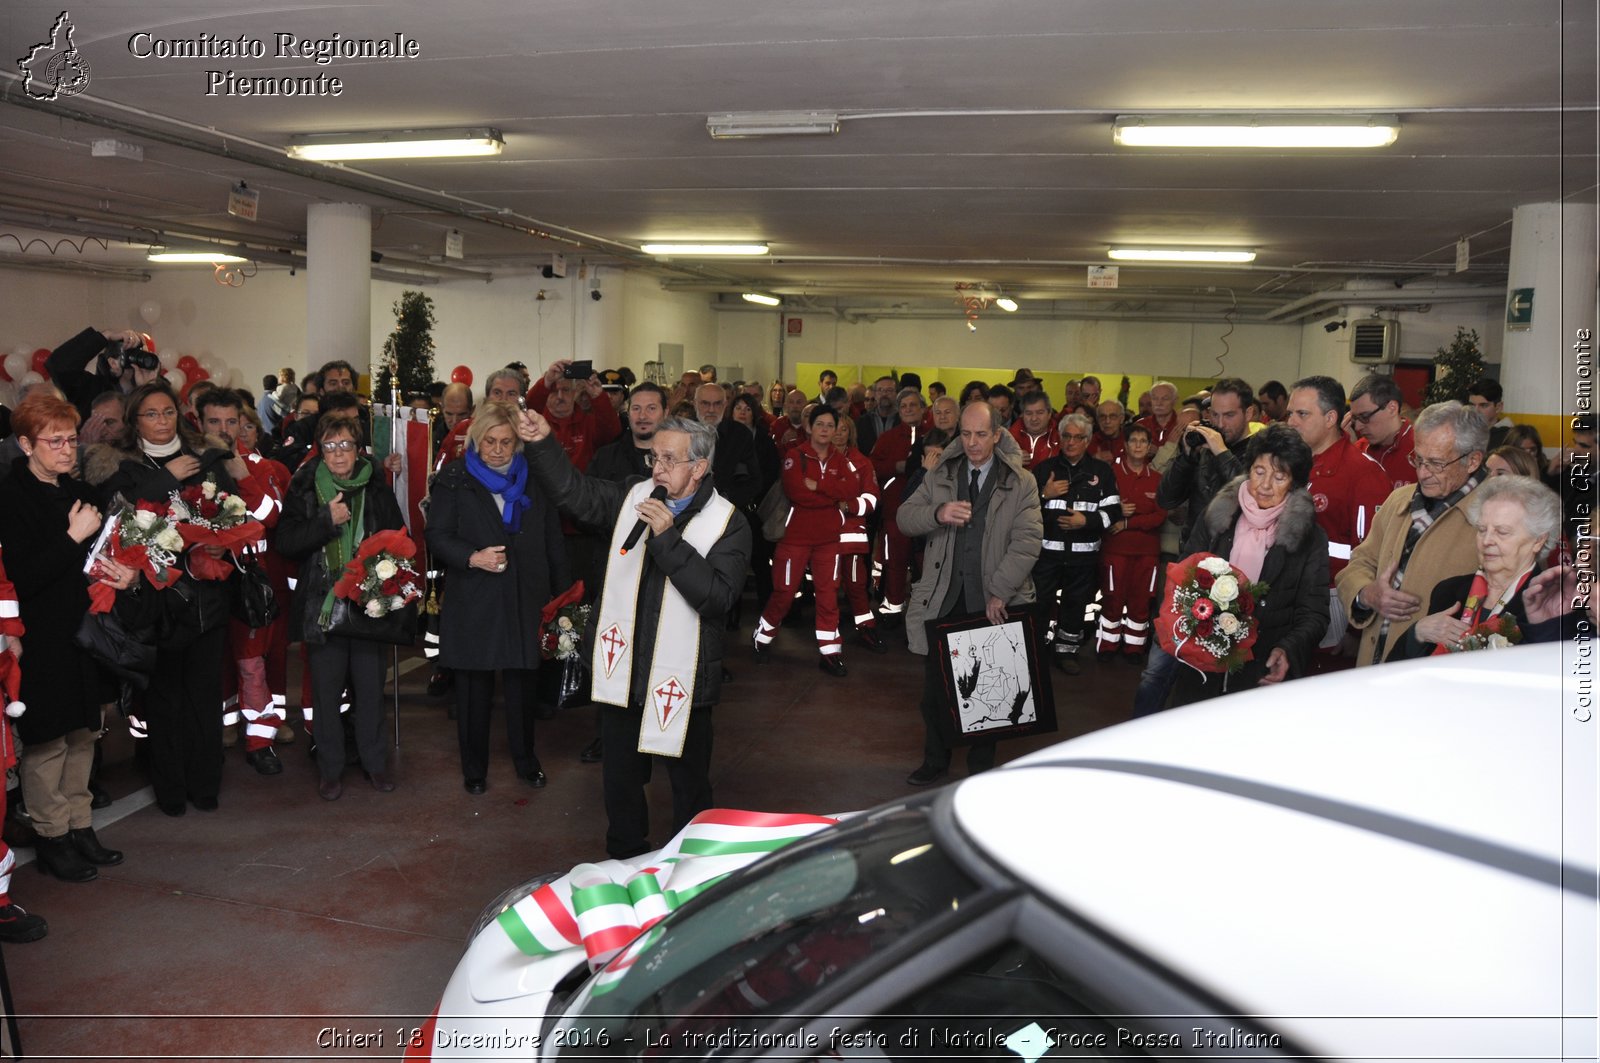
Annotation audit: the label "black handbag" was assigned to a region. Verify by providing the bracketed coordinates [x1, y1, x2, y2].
[231, 555, 279, 630]
[322, 595, 418, 646]
[74, 608, 157, 688]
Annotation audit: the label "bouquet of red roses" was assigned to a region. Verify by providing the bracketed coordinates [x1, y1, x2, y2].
[331, 529, 423, 618]
[85, 500, 185, 613]
[168, 476, 265, 580]
[1445, 613, 1523, 653]
[540, 581, 590, 661]
[1154, 552, 1270, 674]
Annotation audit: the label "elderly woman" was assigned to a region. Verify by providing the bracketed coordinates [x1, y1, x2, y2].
[426, 403, 568, 794]
[1171, 425, 1330, 705]
[1397, 476, 1572, 656]
[276, 414, 408, 800]
[0, 392, 134, 880]
[753, 406, 875, 676]
[85, 380, 248, 816]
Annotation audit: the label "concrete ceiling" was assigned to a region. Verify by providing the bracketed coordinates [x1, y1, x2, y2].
[1, 0, 1594, 321]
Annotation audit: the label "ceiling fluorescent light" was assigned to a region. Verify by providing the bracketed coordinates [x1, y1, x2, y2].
[285, 127, 504, 161]
[1113, 114, 1399, 149]
[641, 243, 769, 256]
[707, 112, 840, 139]
[742, 292, 782, 306]
[1108, 248, 1257, 264]
[995, 296, 1019, 313]
[147, 249, 248, 263]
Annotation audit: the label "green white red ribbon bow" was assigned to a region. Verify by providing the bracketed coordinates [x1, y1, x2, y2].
[496, 809, 837, 975]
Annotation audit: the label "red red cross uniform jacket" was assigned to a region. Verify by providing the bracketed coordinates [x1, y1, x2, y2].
[1009, 422, 1061, 469]
[1097, 458, 1167, 654]
[1136, 412, 1182, 451]
[525, 379, 622, 473]
[1358, 419, 1419, 491]
[1308, 437, 1395, 583]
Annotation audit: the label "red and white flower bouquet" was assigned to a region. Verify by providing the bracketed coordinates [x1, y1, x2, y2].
[332, 529, 423, 618]
[1154, 552, 1270, 674]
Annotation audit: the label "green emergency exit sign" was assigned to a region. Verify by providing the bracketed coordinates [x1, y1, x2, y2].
[1506, 288, 1534, 330]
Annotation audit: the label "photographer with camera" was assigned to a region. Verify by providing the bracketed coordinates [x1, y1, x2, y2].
[46, 327, 163, 422]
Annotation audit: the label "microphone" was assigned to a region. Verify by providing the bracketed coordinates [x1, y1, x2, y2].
[620, 485, 669, 554]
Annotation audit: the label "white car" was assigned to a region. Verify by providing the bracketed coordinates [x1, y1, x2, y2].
[410, 643, 1597, 1061]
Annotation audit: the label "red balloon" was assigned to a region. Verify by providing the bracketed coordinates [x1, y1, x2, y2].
[178, 355, 200, 372]
[32, 348, 52, 377]
[188, 367, 211, 384]
[450, 365, 473, 386]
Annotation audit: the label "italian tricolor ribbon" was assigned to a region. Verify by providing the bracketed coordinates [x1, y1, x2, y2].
[495, 809, 837, 976]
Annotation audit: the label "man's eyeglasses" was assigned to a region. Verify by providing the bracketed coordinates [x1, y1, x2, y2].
[1350, 406, 1387, 426]
[1407, 452, 1467, 474]
[138, 408, 178, 421]
[320, 440, 358, 454]
[1061, 432, 1091, 441]
[644, 451, 697, 471]
[36, 435, 79, 450]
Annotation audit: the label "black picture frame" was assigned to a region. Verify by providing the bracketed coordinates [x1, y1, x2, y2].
[925, 603, 1057, 746]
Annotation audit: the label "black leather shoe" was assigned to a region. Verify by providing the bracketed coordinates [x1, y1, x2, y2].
[34, 835, 97, 883]
[88, 780, 113, 810]
[157, 800, 186, 817]
[67, 827, 123, 866]
[1054, 654, 1081, 676]
[191, 795, 218, 812]
[426, 669, 453, 696]
[579, 738, 603, 763]
[877, 612, 904, 631]
[317, 778, 342, 801]
[366, 770, 396, 793]
[464, 778, 487, 795]
[244, 747, 284, 776]
[818, 655, 847, 678]
[857, 627, 888, 654]
[523, 770, 548, 789]
[752, 644, 771, 663]
[905, 763, 948, 787]
[0, 903, 48, 944]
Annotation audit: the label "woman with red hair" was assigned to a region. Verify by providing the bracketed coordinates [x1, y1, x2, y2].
[0, 392, 135, 883]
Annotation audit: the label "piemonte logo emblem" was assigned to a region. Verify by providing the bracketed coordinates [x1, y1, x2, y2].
[19, 11, 92, 101]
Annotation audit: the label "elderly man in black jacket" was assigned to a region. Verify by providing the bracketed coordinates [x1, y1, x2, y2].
[516, 408, 750, 859]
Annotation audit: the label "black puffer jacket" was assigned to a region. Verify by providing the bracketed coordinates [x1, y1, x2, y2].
[83, 441, 240, 648]
[425, 453, 570, 671]
[526, 435, 750, 709]
[1156, 433, 1252, 543]
[275, 456, 408, 644]
[1173, 477, 1330, 700]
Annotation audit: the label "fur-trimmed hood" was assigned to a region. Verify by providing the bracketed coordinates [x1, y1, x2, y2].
[81, 435, 234, 488]
[1199, 474, 1318, 553]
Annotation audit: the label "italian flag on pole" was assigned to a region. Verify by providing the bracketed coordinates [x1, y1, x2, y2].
[496, 809, 838, 971]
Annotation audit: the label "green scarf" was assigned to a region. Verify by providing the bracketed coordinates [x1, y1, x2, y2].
[315, 457, 372, 628]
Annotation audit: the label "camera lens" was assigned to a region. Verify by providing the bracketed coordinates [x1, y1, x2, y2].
[1184, 429, 1207, 451]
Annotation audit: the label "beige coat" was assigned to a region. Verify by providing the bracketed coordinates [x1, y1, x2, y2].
[898, 431, 1043, 655]
[1335, 480, 1481, 665]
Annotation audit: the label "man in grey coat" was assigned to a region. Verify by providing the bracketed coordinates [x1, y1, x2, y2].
[898, 401, 1044, 786]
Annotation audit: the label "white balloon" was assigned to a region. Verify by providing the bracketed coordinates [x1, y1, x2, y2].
[165, 368, 187, 394]
[11, 345, 30, 359]
[223, 366, 241, 388]
[2, 353, 26, 381]
[159, 349, 178, 371]
[17, 371, 44, 387]
[140, 300, 162, 326]
[0, 383, 15, 408]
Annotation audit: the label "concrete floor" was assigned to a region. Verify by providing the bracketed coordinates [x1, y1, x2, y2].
[3, 604, 1141, 1062]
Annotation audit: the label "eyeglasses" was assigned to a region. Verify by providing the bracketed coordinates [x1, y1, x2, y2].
[138, 408, 178, 421]
[36, 435, 79, 450]
[1407, 452, 1467, 474]
[320, 440, 357, 453]
[1061, 432, 1091, 441]
[644, 451, 697, 471]
[1350, 406, 1388, 425]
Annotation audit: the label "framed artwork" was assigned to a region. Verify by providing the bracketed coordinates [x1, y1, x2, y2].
[925, 604, 1057, 746]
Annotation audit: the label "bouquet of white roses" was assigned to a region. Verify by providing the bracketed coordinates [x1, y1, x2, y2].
[1154, 553, 1270, 674]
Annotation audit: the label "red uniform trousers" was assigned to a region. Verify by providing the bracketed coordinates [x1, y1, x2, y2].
[756, 541, 844, 657]
[1096, 551, 1159, 655]
[829, 547, 878, 632]
[876, 497, 912, 614]
[222, 613, 289, 751]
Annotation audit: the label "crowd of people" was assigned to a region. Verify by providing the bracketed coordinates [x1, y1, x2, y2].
[0, 331, 1591, 945]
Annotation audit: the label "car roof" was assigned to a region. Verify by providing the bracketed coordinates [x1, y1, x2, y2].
[954, 644, 1597, 1059]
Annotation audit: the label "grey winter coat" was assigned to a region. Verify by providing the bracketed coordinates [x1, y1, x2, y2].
[898, 431, 1043, 655]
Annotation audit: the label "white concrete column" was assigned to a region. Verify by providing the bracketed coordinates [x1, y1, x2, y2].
[1502, 201, 1598, 423]
[306, 203, 372, 378]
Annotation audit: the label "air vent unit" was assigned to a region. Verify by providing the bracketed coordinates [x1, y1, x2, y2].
[1350, 318, 1398, 365]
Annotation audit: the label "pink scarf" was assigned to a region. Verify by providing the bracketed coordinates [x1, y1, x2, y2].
[1231, 481, 1282, 582]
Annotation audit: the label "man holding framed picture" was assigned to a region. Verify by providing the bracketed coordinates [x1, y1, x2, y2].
[898, 401, 1044, 786]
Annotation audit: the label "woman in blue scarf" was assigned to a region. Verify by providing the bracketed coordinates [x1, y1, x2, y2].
[426, 402, 569, 793]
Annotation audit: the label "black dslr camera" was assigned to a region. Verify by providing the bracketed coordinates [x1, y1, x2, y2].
[110, 337, 160, 371]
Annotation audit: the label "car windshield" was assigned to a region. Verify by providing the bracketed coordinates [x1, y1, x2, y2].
[548, 802, 981, 1058]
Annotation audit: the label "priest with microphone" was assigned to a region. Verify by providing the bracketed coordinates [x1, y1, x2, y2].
[515, 407, 750, 859]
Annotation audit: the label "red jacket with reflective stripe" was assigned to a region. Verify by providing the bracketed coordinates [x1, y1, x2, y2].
[779, 443, 877, 549]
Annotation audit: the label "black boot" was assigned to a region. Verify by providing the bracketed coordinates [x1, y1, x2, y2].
[34, 835, 97, 883]
[67, 827, 124, 866]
